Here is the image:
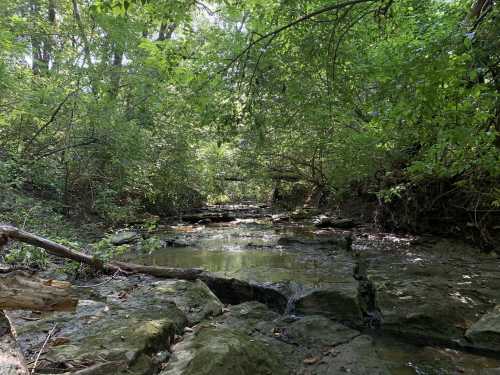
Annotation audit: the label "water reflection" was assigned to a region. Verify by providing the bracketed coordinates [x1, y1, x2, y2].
[133, 223, 352, 286]
[138, 247, 344, 286]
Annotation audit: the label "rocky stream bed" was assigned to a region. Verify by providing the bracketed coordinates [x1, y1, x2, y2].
[7, 206, 500, 374]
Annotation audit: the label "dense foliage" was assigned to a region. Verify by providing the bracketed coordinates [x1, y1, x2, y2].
[0, 0, 498, 242]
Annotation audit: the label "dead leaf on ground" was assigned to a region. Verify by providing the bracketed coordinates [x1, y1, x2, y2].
[50, 336, 71, 346]
[303, 356, 321, 365]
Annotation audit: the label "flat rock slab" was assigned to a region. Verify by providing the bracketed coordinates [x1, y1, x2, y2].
[359, 237, 500, 350]
[277, 233, 350, 249]
[12, 277, 223, 374]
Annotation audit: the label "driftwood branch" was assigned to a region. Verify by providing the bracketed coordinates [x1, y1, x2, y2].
[0, 225, 204, 280]
[0, 271, 77, 312]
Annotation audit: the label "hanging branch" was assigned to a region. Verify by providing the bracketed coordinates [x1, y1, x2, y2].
[223, 0, 379, 72]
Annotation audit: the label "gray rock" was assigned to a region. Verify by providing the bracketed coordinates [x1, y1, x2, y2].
[361, 238, 500, 349]
[110, 231, 140, 245]
[314, 217, 355, 229]
[466, 306, 500, 352]
[13, 278, 222, 374]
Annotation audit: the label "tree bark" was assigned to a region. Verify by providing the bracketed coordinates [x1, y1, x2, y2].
[0, 225, 204, 280]
[0, 270, 77, 311]
[0, 311, 29, 375]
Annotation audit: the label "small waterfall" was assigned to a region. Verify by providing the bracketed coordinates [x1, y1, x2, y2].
[284, 281, 304, 315]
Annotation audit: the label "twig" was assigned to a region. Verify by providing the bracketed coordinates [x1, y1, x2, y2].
[31, 324, 57, 374]
[75, 269, 121, 288]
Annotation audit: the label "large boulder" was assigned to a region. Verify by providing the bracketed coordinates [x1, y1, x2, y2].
[15, 299, 186, 374]
[144, 279, 223, 324]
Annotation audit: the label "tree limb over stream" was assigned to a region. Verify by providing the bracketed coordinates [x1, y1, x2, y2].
[0, 225, 204, 280]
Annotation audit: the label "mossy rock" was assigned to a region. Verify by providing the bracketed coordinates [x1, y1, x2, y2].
[162, 327, 286, 375]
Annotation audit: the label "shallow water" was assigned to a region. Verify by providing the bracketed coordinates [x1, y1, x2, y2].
[134, 221, 354, 287]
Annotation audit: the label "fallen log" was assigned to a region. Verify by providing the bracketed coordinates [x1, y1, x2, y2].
[0, 270, 77, 311]
[0, 311, 29, 375]
[0, 225, 204, 280]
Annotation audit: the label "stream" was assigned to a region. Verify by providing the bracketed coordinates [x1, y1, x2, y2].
[10, 206, 500, 374]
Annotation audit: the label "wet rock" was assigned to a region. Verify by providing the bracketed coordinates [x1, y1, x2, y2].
[290, 208, 320, 220]
[144, 279, 223, 324]
[272, 213, 290, 223]
[110, 231, 140, 245]
[162, 238, 191, 247]
[374, 278, 479, 345]
[15, 299, 186, 374]
[196, 218, 211, 225]
[295, 284, 363, 325]
[161, 326, 286, 375]
[466, 305, 500, 352]
[181, 213, 236, 224]
[277, 234, 348, 248]
[314, 216, 356, 229]
[310, 335, 390, 375]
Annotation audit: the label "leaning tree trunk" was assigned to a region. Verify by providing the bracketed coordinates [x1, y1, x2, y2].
[0, 225, 204, 280]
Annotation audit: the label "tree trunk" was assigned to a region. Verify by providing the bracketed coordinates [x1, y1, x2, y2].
[71, 0, 92, 69]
